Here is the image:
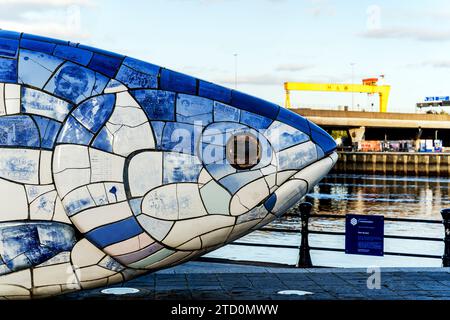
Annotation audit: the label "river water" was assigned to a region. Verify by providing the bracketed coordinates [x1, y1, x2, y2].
[205, 174, 447, 267]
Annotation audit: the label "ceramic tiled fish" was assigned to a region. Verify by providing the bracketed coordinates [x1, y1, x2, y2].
[0, 30, 337, 298]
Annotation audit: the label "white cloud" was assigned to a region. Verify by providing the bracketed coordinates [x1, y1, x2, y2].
[306, 0, 335, 17]
[360, 27, 450, 42]
[275, 63, 314, 72]
[0, 0, 94, 40]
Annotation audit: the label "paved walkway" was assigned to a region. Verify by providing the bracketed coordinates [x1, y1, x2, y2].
[58, 262, 450, 300]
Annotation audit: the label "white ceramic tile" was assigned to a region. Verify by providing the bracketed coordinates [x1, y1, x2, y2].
[136, 215, 173, 241]
[78, 265, 116, 282]
[198, 168, 213, 185]
[104, 232, 154, 256]
[4, 84, 20, 99]
[39, 150, 53, 184]
[111, 122, 155, 157]
[200, 226, 233, 248]
[0, 285, 30, 297]
[25, 184, 54, 203]
[230, 178, 269, 216]
[229, 219, 261, 241]
[176, 183, 207, 219]
[143, 251, 192, 270]
[32, 285, 61, 297]
[293, 156, 334, 191]
[104, 79, 127, 93]
[0, 148, 40, 184]
[115, 91, 140, 108]
[276, 170, 297, 186]
[33, 262, 73, 287]
[71, 201, 133, 233]
[29, 190, 57, 220]
[54, 168, 91, 198]
[162, 215, 235, 248]
[109, 104, 148, 127]
[0, 269, 31, 288]
[200, 180, 231, 215]
[271, 179, 308, 216]
[0, 83, 5, 116]
[127, 151, 162, 197]
[0, 178, 28, 221]
[104, 182, 126, 203]
[5, 99, 20, 115]
[52, 196, 71, 224]
[61, 186, 95, 216]
[176, 237, 201, 250]
[88, 150, 124, 185]
[141, 184, 178, 220]
[86, 183, 109, 206]
[71, 239, 105, 268]
[53, 145, 90, 174]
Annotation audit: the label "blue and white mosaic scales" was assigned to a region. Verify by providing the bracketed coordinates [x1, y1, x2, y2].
[0, 29, 337, 298]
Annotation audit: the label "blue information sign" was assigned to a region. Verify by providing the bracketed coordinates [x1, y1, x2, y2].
[345, 214, 384, 256]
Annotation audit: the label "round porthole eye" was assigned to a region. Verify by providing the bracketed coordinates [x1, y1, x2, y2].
[226, 133, 262, 169]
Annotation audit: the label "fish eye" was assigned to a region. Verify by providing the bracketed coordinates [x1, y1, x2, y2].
[226, 132, 262, 169]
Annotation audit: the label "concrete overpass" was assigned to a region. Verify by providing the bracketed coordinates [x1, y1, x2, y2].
[290, 108, 450, 146]
[291, 109, 450, 129]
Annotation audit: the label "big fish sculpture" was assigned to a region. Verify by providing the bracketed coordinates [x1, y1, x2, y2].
[0, 30, 337, 298]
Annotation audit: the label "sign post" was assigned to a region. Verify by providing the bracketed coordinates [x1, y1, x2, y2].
[345, 214, 384, 256]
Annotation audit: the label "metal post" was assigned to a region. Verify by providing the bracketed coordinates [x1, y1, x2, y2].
[297, 202, 313, 268]
[441, 209, 450, 267]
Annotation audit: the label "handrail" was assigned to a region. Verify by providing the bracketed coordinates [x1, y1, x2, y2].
[202, 203, 450, 268]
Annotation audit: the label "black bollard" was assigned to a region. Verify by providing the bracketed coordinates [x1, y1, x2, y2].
[441, 209, 450, 267]
[297, 202, 313, 268]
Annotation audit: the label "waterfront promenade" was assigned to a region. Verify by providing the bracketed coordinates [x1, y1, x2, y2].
[58, 262, 450, 300]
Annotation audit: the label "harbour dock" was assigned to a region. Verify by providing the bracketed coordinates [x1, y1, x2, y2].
[57, 262, 450, 300]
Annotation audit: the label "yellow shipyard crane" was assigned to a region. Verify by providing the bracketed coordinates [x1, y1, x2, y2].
[284, 78, 391, 112]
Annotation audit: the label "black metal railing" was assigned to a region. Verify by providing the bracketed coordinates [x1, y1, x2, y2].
[199, 202, 450, 268]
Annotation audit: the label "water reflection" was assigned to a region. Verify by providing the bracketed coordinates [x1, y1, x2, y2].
[206, 174, 447, 267]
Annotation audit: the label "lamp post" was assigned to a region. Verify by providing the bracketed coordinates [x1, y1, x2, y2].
[234, 53, 238, 89]
[350, 62, 355, 110]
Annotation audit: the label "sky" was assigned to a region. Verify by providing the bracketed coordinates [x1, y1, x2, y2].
[1, 0, 450, 113]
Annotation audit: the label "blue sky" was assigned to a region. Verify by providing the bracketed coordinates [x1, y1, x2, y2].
[2, 0, 450, 112]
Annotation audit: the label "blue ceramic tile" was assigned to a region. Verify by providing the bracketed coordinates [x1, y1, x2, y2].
[65, 196, 96, 216]
[116, 57, 159, 89]
[72, 94, 115, 133]
[18, 49, 63, 89]
[0, 30, 21, 40]
[160, 68, 197, 95]
[0, 58, 17, 83]
[219, 170, 263, 194]
[0, 38, 19, 58]
[176, 94, 213, 125]
[161, 122, 201, 155]
[163, 152, 203, 183]
[85, 217, 143, 248]
[44, 62, 105, 104]
[0, 222, 76, 272]
[32, 116, 62, 149]
[22, 33, 68, 45]
[132, 89, 175, 121]
[77, 44, 125, 59]
[21, 87, 73, 122]
[20, 38, 56, 55]
[0, 115, 40, 148]
[264, 193, 277, 211]
[308, 120, 336, 155]
[53, 45, 93, 65]
[151, 121, 165, 147]
[198, 80, 232, 104]
[92, 126, 113, 152]
[57, 115, 94, 145]
[278, 142, 317, 171]
[231, 90, 279, 120]
[201, 142, 225, 164]
[88, 53, 123, 78]
[265, 121, 310, 152]
[276, 107, 311, 136]
[214, 102, 240, 122]
[205, 163, 236, 180]
[240, 110, 273, 130]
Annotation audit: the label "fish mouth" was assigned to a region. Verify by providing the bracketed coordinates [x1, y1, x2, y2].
[264, 151, 338, 216]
